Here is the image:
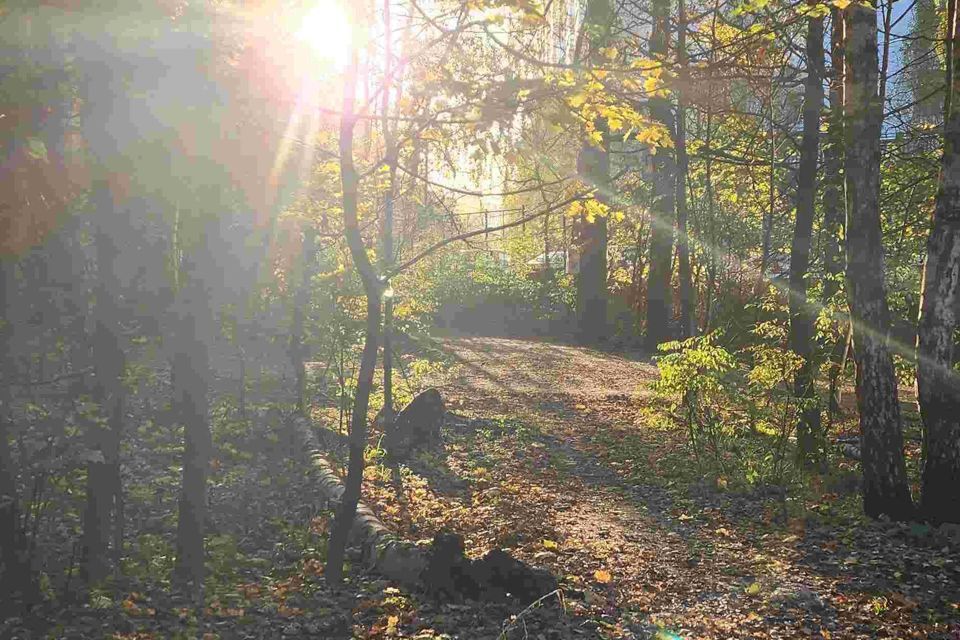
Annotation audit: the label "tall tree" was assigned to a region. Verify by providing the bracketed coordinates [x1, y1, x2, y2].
[82, 181, 128, 585]
[843, 1, 915, 520]
[291, 226, 317, 414]
[789, 12, 825, 465]
[576, 0, 612, 344]
[325, 38, 383, 583]
[674, 0, 695, 339]
[172, 237, 215, 593]
[0, 258, 35, 611]
[821, 7, 847, 418]
[645, 0, 676, 349]
[916, 0, 960, 524]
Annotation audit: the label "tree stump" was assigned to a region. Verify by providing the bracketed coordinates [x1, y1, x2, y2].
[423, 532, 558, 603]
[386, 388, 445, 459]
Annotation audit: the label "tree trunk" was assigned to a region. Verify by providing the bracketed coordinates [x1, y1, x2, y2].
[82, 180, 127, 586]
[291, 227, 316, 414]
[576, 144, 609, 344]
[326, 45, 383, 583]
[576, 0, 611, 345]
[381, 0, 398, 428]
[173, 247, 213, 594]
[0, 258, 35, 611]
[822, 8, 847, 419]
[917, 0, 960, 524]
[645, 0, 676, 350]
[790, 15, 824, 466]
[675, 0, 695, 340]
[760, 88, 776, 287]
[843, 3, 915, 520]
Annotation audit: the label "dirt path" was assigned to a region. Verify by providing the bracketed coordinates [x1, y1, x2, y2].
[372, 333, 958, 639]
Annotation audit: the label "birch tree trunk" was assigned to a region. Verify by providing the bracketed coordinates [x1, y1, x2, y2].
[843, 2, 914, 520]
[917, 0, 960, 524]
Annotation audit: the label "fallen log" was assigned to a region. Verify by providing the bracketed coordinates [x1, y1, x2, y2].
[290, 415, 426, 587]
[289, 414, 559, 602]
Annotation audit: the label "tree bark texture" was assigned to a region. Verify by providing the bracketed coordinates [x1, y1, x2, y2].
[844, 3, 915, 520]
[789, 16, 824, 465]
[917, 0, 960, 524]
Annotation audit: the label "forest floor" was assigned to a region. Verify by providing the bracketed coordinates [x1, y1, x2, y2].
[7, 333, 960, 640]
[355, 333, 960, 639]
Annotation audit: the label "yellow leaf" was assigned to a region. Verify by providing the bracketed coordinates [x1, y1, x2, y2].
[568, 92, 588, 109]
[543, 539, 559, 550]
[594, 569, 612, 583]
[386, 614, 400, 635]
[745, 581, 762, 596]
[831, 0, 851, 8]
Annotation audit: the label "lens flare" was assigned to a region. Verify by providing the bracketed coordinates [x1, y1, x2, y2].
[296, 1, 352, 68]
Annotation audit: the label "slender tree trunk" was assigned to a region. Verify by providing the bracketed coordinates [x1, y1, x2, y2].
[822, 8, 847, 419]
[917, 0, 960, 524]
[82, 180, 127, 585]
[381, 0, 398, 428]
[645, 0, 676, 349]
[0, 258, 34, 611]
[173, 246, 213, 595]
[844, 3, 915, 520]
[760, 87, 776, 286]
[790, 15, 825, 466]
[675, 0, 695, 339]
[291, 227, 316, 414]
[326, 44, 383, 584]
[703, 100, 718, 331]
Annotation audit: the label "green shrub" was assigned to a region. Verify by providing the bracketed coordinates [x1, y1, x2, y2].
[654, 327, 804, 486]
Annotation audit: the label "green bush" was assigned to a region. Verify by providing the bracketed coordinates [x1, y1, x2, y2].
[399, 250, 575, 335]
[654, 327, 804, 486]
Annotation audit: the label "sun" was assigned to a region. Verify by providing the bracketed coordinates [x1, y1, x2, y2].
[295, 1, 352, 68]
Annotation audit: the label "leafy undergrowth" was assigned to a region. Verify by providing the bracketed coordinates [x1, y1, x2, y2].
[7, 334, 959, 639]
[6, 391, 582, 640]
[350, 334, 960, 639]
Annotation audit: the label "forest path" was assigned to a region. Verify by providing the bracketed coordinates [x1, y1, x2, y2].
[383, 333, 954, 639]
[420, 334, 822, 638]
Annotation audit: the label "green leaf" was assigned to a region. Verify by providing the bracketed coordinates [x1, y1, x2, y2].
[25, 137, 48, 162]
